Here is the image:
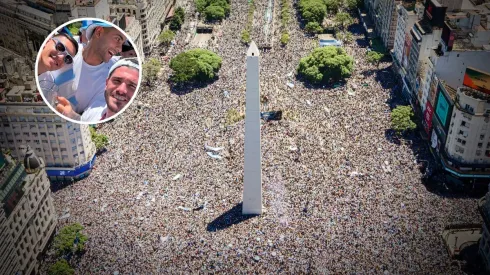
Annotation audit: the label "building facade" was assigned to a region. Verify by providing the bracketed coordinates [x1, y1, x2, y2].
[445, 87, 490, 165]
[393, 2, 423, 67]
[0, 149, 57, 274]
[109, 0, 175, 54]
[0, 0, 55, 60]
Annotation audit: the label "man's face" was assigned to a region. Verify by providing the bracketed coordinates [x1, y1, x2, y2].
[104, 66, 138, 114]
[94, 27, 125, 63]
[40, 36, 76, 71]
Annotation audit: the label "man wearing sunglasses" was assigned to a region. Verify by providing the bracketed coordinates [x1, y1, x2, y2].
[56, 58, 140, 122]
[37, 33, 78, 77]
[53, 21, 127, 115]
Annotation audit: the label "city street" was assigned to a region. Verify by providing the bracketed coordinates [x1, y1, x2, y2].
[47, 1, 482, 273]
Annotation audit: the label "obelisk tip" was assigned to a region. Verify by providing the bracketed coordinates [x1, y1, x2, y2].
[247, 41, 259, 57]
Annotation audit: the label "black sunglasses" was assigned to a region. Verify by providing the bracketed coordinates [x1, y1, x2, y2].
[51, 37, 74, 65]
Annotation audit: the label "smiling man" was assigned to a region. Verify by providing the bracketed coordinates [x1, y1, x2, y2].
[37, 33, 78, 77]
[56, 58, 140, 122]
[52, 21, 127, 114]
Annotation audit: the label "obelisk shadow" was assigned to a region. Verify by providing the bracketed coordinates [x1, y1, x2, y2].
[206, 202, 259, 232]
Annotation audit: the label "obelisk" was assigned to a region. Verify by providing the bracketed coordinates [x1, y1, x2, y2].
[243, 41, 262, 215]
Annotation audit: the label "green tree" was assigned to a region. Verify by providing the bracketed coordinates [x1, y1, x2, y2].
[170, 49, 222, 83]
[196, 0, 209, 13]
[344, 0, 362, 9]
[209, 0, 230, 15]
[241, 30, 251, 44]
[48, 259, 74, 275]
[391, 105, 417, 135]
[67, 22, 82, 35]
[143, 58, 162, 84]
[299, 0, 326, 23]
[169, 16, 183, 31]
[280, 33, 290, 45]
[158, 30, 175, 46]
[297, 46, 354, 83]
[175, 6, 185, 22]
[89, 127, 109, 151]
[53, 223, 88, 257]
[335, 31, 354, 44]
[334, 12, 354, 30]
[366, 50, 384, 67]
[324, 0, 341, 13]
[204, 5, 226, 21]
[305, 21, 323, 34]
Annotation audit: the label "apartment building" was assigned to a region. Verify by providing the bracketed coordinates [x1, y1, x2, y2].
[445, 87, 490, 164]
[109, 0, 175, 54]
[0, 149, 57, 274]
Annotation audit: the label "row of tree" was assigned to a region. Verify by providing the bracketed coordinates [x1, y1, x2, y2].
[47, 223, 88, 275]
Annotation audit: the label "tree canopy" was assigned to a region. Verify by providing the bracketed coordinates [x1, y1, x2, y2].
[241, 30, 251, 44]
[158, 30, 175, 46]
[298, 0, 326, 24]
[204, 5, 226, 21]
[169, 7, 185, 31]
[334, 12, 354, 30]
[89, 127, 109, 152]
[391, 105, 417, 135]
[297, 46, 354, 83]
[335, 31, 354, 44]
[48, 259, 74, 275]
[169, 49, 222, 83]
[53, 223, 88, 257]
[366, 51, 384, 67]
[197, 0, 230, 21]
[280, 33, 290, 45]
[305, 21, 323, 34]
[143, 58, 162, 85]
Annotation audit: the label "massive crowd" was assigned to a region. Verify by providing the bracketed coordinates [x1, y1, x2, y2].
[46, 0, 481, 273]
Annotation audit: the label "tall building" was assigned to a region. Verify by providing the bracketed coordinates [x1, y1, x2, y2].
[0, 0, 56, 60]
[0, 48, 97, 181]
[379, 0, 400, 49]
[392, 1, 424, 69]
[0, 148, 57, 274]
[109, 0, 175, 54]
[445, 87, 490, 164]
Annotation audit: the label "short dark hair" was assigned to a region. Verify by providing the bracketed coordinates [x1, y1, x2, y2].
[122, 42, 134, 53]
[53, 33, 79, 55]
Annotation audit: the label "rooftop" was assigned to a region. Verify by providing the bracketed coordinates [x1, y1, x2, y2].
[17, 5, 52, 21]
[459, 86, 490, 101]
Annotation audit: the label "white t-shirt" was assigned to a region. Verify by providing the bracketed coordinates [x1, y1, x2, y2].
[81, 98, 107, 122]
[52, 45, 119, 114]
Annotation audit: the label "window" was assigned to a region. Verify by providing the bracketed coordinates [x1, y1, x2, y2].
[478, 143, 483, 148]
[455, 145, 465, 154]
[461, 121, 466, 127]
[481, 134, 485, 140]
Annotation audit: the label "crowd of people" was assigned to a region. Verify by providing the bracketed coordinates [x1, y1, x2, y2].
[46, 0, 482, 273]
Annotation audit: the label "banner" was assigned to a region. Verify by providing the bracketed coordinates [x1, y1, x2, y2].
[463, 67, 490, 94]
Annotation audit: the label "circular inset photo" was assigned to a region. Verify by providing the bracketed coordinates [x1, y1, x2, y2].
[35, 18, 142, 124]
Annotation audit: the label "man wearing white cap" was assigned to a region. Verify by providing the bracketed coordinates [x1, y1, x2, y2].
[53, 21, 126, 114]
[56, 58, 140, 122]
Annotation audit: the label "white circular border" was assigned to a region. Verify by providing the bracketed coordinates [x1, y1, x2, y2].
[34, 17, 143, 125]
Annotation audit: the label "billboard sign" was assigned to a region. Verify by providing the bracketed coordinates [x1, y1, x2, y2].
[423, 101, 434, 134]
[463, 67, 490, 95]
[435, 88, 450, 128]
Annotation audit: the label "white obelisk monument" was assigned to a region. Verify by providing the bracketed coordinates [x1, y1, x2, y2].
[243, 41, 262, 215]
